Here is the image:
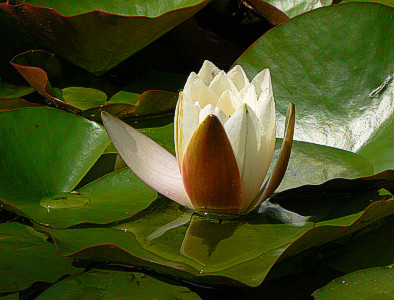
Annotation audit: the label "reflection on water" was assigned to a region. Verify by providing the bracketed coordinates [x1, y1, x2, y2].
[112, 198, 312, 275]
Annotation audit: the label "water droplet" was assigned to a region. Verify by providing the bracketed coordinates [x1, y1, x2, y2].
[122, 228, 128, 233]
[342, 281, 346, 284]
[199, 269, 203, 274]
[40, 192, 90, 209]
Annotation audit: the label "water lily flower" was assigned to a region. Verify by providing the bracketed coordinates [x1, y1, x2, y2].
[102, 61, 294, 217]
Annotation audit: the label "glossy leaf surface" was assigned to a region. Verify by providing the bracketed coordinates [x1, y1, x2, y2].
[1, 1, 210, 74]
[37, 189, 393, 286]
[0, 107, 116, 227]
[235, 3, 394, 172]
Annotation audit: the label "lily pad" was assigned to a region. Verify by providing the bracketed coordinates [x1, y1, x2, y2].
[235, 3, 394, 172]
[36, 188, 393, 287]
[0, 81, 33, 98]
[0, 107, 113, 226]
[36, 269, 200, 300]
[10, 50, 180, 121]
[1, 0, 211, 74]
[0, 97, 41, 110]
[320, 217, 394, 273]
[312, 266, 394, 299]
[0, 222, 79, 293]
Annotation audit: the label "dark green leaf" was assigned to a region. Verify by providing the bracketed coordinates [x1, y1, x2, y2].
[0, 222, 79, 293]
[321, 218, 394, 273]
[36, 269, 200, 300]
[313, 266, 394, 299]
[0, 81, 33, 98]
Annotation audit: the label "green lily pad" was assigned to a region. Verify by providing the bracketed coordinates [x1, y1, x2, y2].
[81, 90, 178, 123]
[0, 222, 79, 293]
[235, 2, 394, 173]
[62, 87, 108, 110]
[0, 81, 33, 98]
[1, 1, 210, 74]
[36, 269, 200, 300]
[36, 188, 393, 287]
[340, 0, 393, 6]
[0, 107, 113, 226]
[312, 266, 394, 299]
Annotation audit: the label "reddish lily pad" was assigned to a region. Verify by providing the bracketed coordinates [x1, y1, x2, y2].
[10, 50, 180, 121]
[1, 0, 211, 74]
[36, 188, 393, 287]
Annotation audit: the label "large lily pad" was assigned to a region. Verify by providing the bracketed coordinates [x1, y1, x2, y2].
[313, 266, 394, 299]
[1, 0, 211, 74]
[0, 107, 159, 228]
[235, 3, 394, 173]
[36, 269, 200, 300]
[36, 188, 393, 287]
[0, 222, 79, 293]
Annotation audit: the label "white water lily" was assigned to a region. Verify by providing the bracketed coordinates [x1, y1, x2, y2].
[102, 61, 294, 216]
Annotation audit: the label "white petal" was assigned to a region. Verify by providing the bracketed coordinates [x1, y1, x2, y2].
[198, 84, 219, 107]
[224, 104, 269, 213]
[227, 65, 249, 91]
[197, 60, 220, 86]
[237, 83, 258, 112]
[209, 71, 238, 98]
[214, 106, 229, 125]
[256, 92, 276, 136]
[217, 90, 240, 117]
[198, 104, 228, 126]
[102, 112, 193, 209]
[252, 68, 272, 98]
[183, 72, 219, 108]
[175, 92, 199, 164]
[183, 72, 204, 102]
